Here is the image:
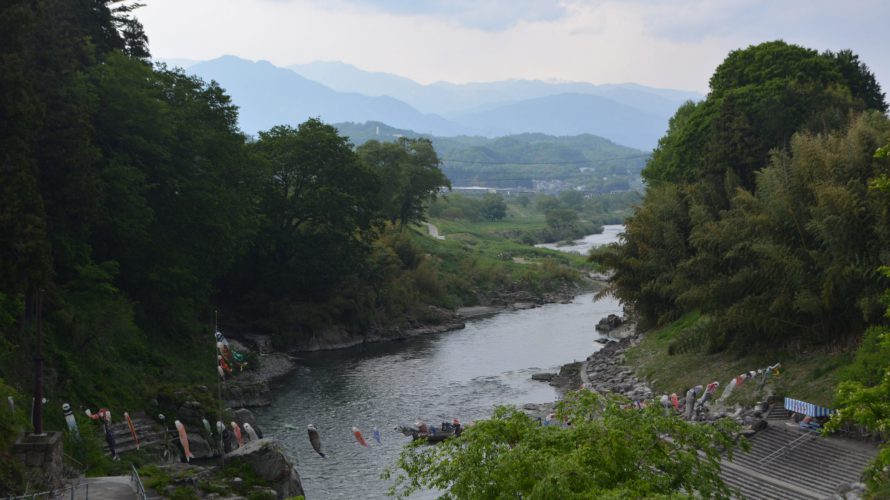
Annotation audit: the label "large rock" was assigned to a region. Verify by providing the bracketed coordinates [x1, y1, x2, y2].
[185, 432, 214, 459]
[224, 380, 272, 407]
[233, 408, 258, 431]
[226, 438, 303, 499]
[595, 313, 623, 332]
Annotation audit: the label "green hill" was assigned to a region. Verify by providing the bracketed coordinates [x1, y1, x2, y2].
[336, 121, 649, 192]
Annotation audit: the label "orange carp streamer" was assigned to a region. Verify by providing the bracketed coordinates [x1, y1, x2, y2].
[352, 426, 369, 447]
[175, 420, 194, 462]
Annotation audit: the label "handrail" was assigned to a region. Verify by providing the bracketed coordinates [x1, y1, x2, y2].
[758, 428, 819, 465]
[130, 465, 147, 500]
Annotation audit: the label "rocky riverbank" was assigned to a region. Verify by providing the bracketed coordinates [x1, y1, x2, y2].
[138, 437, 304, 500]
[534, 322, 775, 432]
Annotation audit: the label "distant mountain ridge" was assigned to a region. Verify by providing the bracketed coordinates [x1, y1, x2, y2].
[181, 56, 703, 149]
[188, 56, 466, 136]
[288, 60, 702, 119]
[336, 121, 648, 192]
[451, 93, 666, 150]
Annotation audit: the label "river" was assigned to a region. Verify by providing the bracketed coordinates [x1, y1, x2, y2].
[256, 228, 624, 499]
[535, 224, 624, 255]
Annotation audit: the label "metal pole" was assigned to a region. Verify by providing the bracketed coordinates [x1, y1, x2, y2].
[32, 289, 44, 435]
[215, 309, 225, 465]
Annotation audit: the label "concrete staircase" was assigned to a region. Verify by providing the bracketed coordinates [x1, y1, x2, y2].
[100, 411, 168, 456]
[720, 424, 877, 499]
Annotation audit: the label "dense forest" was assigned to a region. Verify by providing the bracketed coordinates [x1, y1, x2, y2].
[595, 41, 889, 348]
[335, 121, 648, 192]
[592, 41, 890, 491]
[0, 0, 590, 452]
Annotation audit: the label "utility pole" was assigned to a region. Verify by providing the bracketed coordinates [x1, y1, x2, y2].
[32, 288, 45, 435]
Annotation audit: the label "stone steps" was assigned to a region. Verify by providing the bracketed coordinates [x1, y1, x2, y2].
[765, 403, 790, 421]
[720, 425, 877, 499]
[720, 460, 820, 499]
[97, 413, 168, 455]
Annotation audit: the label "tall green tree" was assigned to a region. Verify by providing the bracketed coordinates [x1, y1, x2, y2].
[358, 137, 451, 229]
[597, 42, 889, 346]
[827, 141, 890, 497]
[644, 41, 884, 194]
[89, 53, 257, 334]
[231, 120, 381, 302]
[479, 193, 507, 221]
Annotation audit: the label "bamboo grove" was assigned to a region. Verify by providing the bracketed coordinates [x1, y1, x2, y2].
[594, 41, 890, 353]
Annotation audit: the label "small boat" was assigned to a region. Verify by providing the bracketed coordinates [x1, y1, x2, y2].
[395, 420, 462, 444]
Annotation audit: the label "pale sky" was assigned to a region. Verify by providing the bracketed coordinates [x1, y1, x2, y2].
[139, 0, 890, 93]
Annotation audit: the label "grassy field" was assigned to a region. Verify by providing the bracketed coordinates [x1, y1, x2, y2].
[422, 216, 592, 269]
[625, 313, 851, 407]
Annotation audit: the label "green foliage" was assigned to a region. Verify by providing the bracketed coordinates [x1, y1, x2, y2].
[385, 390, 744, 499]
[600, 40, 890, 348]
[544, 208, 578, 230]
[0, 0, 253, 430]
[593, 184, 690, 328]
[171, 487, 200, 500]
[827, 325, 890, 495]
[140, 465, 173, 490]
[231, 120, 380, 300]
[839, 326, 890, 387]
[357, 137, 451, 228]
[337, 123, 648, 193]
[479, 194, 507, 221]
[644, 41, 885, 193]
[0, 380, 26, 494]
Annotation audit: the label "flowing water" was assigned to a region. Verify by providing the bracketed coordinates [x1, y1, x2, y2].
[256, 229, 624, 499]
[535, 224, 625, 255]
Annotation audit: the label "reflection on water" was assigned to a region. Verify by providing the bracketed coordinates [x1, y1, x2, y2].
[535, 224, 625, 255]
[256, 293, 621, 499]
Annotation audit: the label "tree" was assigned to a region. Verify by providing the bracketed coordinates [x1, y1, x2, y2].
[536, 195, 562, 212]
[385, 390, 744, 499]
[479, 193, 507, 221]
[597, 41, 890, 347]
[826, 141, 890, 497]
[545, 208, 578, 231]
[234, 120, 381, 299]
[358, 138, 451, 229]
[644, 41, 885, 193]
[515, 194, 531, 208]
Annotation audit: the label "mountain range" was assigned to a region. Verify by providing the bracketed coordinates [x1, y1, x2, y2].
[177, 56, 703, 150]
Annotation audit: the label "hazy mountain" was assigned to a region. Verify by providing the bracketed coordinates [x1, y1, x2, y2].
[288, 61, 702, 119]
[451, 93, 666, 150]
[185, 56, 698, 149]
[188, 56, 466, 136]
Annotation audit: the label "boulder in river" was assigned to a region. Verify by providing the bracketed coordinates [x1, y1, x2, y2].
[595, 314, 623, 332]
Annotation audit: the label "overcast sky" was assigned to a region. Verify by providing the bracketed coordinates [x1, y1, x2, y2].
[139, 0, 890, 93]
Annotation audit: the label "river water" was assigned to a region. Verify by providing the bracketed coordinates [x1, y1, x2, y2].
[535, 224, 625, 255]
[256, 229, 624, 499]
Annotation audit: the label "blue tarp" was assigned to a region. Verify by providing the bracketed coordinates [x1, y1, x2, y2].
[785, 397, 834, 417]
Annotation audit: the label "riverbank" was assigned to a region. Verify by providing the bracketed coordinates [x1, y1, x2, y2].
[282, 281, 591, 353]
[222, 281, 594, 409]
